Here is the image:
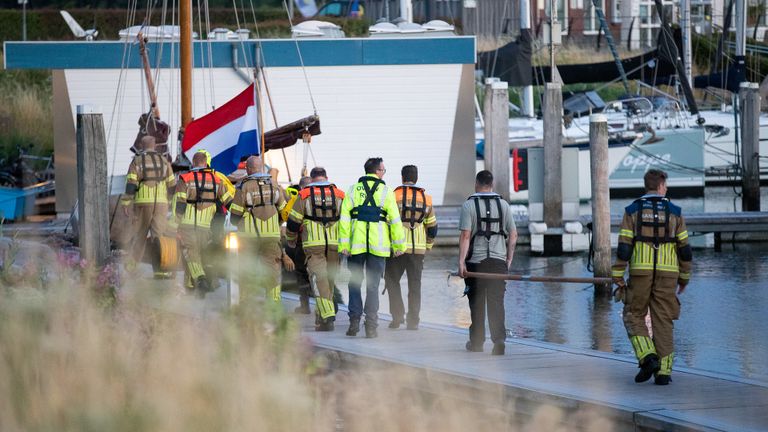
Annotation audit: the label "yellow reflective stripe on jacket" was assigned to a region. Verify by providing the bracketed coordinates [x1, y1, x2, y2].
[180, 205, 217, 228]
[230, 203, 245, 214]
[619, 229, 634, 239]
[134, 183, 169, 204]
[676, 230, 689, 241]
[629, 242, 680, 273]
[611, 268, 626, 278]
[404, 225, 428, 254]
[238, 213, 281, 238]
[302, 221, 340, 248]
[127, 173, 138, 182]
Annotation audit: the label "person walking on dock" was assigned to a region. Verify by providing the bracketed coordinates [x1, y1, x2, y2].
[229, 155, 290, 303]
[286, 167, 345, 331]
[384, 165, 438, 330]
[612, 169, 692, 385]
[339, 157, 406, 338]
[174, 152, 233, 296]
[121, 136, 176, 277]
[458, 170, 517, 355]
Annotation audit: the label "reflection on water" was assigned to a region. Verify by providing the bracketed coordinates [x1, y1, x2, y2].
[350, 243, 768, 383]
[335, 187, 768, 381]
[423, 246, 768, 382]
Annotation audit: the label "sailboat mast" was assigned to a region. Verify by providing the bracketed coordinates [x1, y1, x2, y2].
[681, 0, 692, 85]
[180, 0, 193, 127]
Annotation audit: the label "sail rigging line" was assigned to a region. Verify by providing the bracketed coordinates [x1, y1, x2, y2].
[259, 68, 294, 182]
[232, 0, 253, 77]
[282, 0, 318, 115]
[106, 0, 140, 196]
[204, 0, 216, 108]
[196, 0, 210, 111]
[488, 0, 511, 78]
[246, 0, 294, 182]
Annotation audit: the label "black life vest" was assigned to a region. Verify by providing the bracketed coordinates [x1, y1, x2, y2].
[467, 194, 508, 261]
[138, 151, 167, 183]
[397, 185, 427, 228]
[305, 184, 341, 225]
[240, 175, 278, 210]
[187, 169, 219, 205]
[632, 196, 674, 247]
[350, 176, 388, 223]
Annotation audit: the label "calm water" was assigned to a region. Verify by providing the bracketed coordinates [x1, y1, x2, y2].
[338, 187, 768, 382]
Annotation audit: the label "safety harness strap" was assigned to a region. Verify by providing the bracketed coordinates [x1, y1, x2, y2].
[467, 195, 508, 261]
[305, 185, 340, 225]
[188, 170, 218, 204]
[139, 152, 165, 183]
[350, 177, 388, 223]
[400, 186, 427, 227]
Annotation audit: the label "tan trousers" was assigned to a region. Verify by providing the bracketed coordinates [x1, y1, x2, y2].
[131, 203, 168, 264]
[623, 273, 681, 358]
[240, 239, 282, 303]
[305, 246, 339, 320]
[178, 226, 211, 280]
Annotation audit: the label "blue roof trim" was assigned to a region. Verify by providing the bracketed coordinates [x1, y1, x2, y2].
[3, 37, 475, 70]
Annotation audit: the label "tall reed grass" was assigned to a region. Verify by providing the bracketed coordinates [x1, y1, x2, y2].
[0, 240, 615, 431]
[0, 62, 53, 161]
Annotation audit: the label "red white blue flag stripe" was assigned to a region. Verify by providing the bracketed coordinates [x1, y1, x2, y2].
[182, 84, 261, 174]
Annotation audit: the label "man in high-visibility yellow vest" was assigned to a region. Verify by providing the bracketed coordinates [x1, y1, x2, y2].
[286, 167, 345, 330]
[339, 157, 406, 338]
[229, 155, 289, 303]
[174, 152, 234, 296]
[121, 136, 176, 276]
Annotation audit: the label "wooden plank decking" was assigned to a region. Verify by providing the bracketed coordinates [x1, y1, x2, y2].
[285, 295, 768, 432]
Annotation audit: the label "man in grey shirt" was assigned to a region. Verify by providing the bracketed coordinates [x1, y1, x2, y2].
[458, 170, 518, 355]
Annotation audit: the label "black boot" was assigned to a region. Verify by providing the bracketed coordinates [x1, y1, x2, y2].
[635, 354, 661, 383]
[316, 318, 335, 332]
[491, 343, 505, 355]
[195, 277, 211, 299]
[346, 318, 360, 337]
[294, 294, 311, 314]
[654, 374, 671, 385]
[365, 325, 378, 339]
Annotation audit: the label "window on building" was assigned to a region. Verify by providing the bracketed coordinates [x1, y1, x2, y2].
[545, 0, 568, 32]
[584, 0, 606, 34]
[612, 0, 622, 24]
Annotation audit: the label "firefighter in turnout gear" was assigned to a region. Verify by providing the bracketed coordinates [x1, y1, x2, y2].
[174, 152, 234, 296]
[339, 157, 406, 338]
[612, 169, 692, 386]
[284, 176, 313, 314]
[121, 136, 176, 276]
[384, 165, 438, 330]
[286, 167, 345, 331]
[229, 155, 289, 303]
[458, 170, 518, 356]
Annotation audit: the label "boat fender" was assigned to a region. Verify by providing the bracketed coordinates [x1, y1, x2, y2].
[564, 222, 583, 234]
[528, 222, 548, 235]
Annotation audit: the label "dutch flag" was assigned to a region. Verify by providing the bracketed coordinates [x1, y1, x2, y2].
[182, 84, 261, 174]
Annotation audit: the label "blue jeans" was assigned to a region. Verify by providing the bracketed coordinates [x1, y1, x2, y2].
[347, 253, 386, 328]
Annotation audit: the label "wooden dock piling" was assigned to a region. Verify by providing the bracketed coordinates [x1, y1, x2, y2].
[589, 114, 611, 296]
[76, 106, 110, 267]
[483, 78, 511, 200]
[740, 82, 761, 211]
[543, 83, 563, 256]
